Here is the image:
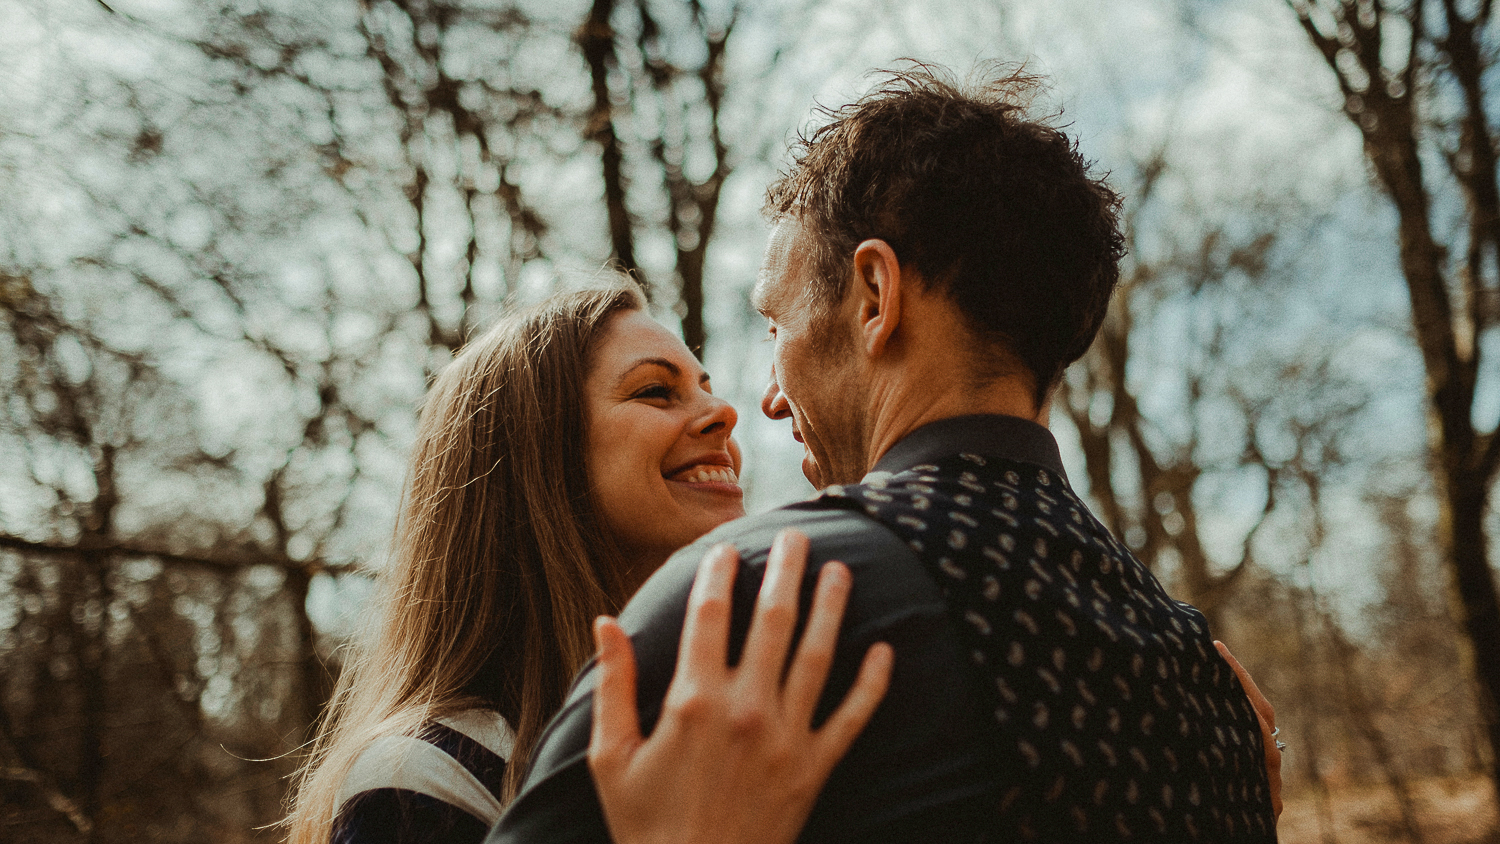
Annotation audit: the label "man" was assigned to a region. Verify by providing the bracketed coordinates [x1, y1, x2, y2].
[488, 65, 1278, 843]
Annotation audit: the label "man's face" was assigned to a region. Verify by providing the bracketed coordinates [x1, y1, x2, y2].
[753, 219, 868, 487]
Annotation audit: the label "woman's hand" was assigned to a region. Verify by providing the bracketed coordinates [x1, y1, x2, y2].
[589, 529, 895, 844]
[1214, 641, 1283, 822]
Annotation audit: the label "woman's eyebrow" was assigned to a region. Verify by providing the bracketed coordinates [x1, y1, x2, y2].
[617, 358, 678, 386]
[615, 358, 711, 389]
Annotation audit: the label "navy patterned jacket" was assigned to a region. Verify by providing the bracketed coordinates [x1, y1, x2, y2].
[488, 414, 1277, 843]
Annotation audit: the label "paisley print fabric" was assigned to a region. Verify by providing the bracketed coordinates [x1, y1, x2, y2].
[810, 423, 1277, 842]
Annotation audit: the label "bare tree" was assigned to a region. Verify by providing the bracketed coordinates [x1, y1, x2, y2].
[578, 0, 739, 354]
[1, 264, 346, 841]
[1288, 0, 1500, 797]
[579, 0, 640, 282]
[0, 1, 764, 839]
[1059, 149, 1356, 630]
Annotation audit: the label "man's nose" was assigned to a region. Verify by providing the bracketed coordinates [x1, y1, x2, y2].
[761, 368, 791, 420]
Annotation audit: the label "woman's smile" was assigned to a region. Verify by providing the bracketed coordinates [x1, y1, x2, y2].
[665, 456, 741, 489]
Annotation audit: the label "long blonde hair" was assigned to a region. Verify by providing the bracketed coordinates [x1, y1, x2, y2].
[286, 285, 643, 843]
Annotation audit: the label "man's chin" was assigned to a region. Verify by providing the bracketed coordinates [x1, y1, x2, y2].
[801, 452, 857, 489]
[800, 453, 824, 489]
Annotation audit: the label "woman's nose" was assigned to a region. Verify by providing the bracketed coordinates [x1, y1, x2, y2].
[697, 393, 738, 437]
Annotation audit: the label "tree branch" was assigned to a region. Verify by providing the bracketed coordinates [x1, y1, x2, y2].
[0, 532, 361, 576]
[0, 703, 93, 835]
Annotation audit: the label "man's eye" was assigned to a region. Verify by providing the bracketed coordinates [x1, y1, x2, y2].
[634, 385, 672, 400]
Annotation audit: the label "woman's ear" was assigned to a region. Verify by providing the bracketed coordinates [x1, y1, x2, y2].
[851, 239, 902, 357]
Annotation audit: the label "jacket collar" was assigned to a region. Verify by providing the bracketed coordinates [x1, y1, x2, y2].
[869, 414, 1067, 480]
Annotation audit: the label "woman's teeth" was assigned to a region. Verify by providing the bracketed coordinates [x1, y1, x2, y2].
[684, 467, 737, 484]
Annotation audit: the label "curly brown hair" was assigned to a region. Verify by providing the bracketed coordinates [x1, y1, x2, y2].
[764, 62, 1124, 400]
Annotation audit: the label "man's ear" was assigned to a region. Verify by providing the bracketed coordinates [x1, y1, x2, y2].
[851, 238, 902, 357]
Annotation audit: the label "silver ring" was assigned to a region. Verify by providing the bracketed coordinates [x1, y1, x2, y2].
[1271, 727, 1286, 752]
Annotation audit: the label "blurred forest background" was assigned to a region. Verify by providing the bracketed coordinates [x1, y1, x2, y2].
[1, 0, 1498, 841]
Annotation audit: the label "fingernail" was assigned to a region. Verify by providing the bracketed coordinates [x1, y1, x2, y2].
[819, 561, 851, 590]
[702, 543, 735, 568]
[772, 528, 805, 551]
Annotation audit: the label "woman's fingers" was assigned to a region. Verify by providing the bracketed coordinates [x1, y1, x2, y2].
[792, 562, 893, 762]
[589, 616, 641, 774]
[1215, 640, 1283, 822]
[677, 544, 740, 678]
[591, 530, 894, 844]
[1215, 641, 1276, 730]
[740, 530, 811, 682]
[783, 561, 852, 716]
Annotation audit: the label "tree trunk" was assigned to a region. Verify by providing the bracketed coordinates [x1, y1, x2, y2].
[70, 551, 108, 844]
[1326, 615, 1429, 844]
[75, 443, 119, 841]
[1444, 471, 1500, 784]
[578, 0, 641, 290]
[285, 565, 333, 743]
[1289, 584, 1341, 844]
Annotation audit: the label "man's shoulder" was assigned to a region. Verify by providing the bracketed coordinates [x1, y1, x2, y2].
[690, 497, 900, 557]
[622, 498, 923, 627]
[493, 494, 1001, 844]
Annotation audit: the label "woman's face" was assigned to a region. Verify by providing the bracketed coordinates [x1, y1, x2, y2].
[586, 309, 745, 581]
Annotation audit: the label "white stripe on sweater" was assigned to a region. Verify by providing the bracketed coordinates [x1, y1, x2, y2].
[338, 710, 514, 825]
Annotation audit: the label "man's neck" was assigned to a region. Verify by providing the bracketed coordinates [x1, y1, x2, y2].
[861, 368, 1046, 477]
[830, 277, 1051, 484]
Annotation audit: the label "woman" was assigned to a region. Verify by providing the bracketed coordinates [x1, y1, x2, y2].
[284, 282, 888, 844]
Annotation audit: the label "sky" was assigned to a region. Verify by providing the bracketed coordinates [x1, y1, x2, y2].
[685, 0, 1477, 618]
[709, 0, 1377, 489]
[3, 0, 1489, 630]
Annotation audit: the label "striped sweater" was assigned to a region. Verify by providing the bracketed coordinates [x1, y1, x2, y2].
[332, 709, 515, 844]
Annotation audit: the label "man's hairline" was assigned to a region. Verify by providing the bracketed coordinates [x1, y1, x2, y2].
[755, 214, 837, 322]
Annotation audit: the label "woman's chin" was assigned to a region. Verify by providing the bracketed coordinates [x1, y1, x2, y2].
[679, 502, 747, 546]
[695, 503, 746, 533]
[665, 478, 745, 521]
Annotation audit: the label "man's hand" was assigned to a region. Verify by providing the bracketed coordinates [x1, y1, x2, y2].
[1215, 641, 1283, 822]
[589, 529, 894, 844]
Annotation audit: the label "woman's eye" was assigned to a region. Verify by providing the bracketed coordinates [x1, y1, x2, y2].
[634, 385, 672, 400]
